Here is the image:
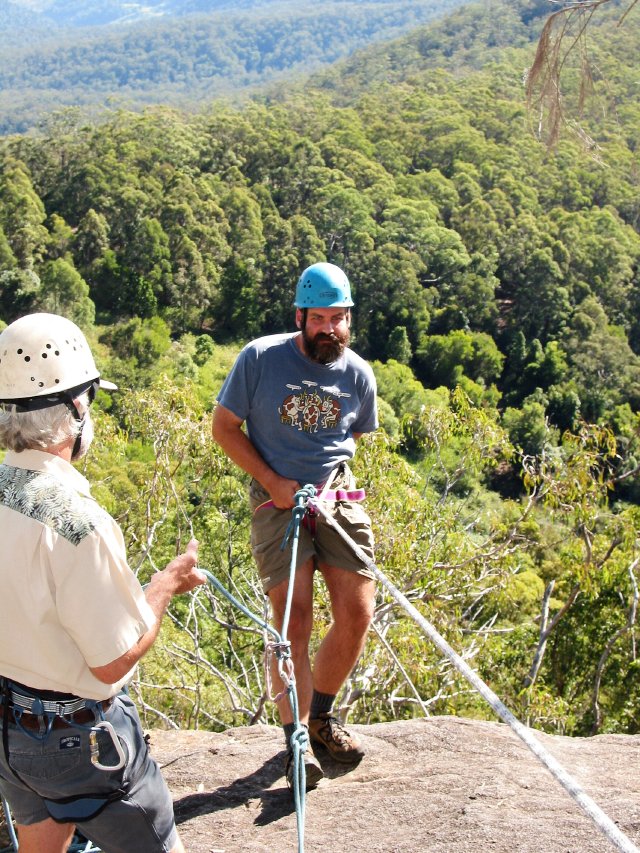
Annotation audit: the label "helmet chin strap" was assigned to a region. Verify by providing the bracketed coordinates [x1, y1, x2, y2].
[62, 399, 86, 460]
[71, 419, 87, 460]
[0, 378, 99, 459]
[60, 381, 98, 460]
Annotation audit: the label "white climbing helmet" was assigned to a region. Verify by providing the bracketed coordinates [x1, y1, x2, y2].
[0, 313, 116, 409]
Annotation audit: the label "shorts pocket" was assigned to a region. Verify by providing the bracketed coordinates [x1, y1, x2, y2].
[249, 478, 271, 510]
[9, 746, 85, 783]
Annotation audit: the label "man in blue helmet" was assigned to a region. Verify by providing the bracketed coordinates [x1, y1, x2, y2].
[212, 262, 377, 790]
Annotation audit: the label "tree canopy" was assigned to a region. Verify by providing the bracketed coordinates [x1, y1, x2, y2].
[1, 0, 640, 739]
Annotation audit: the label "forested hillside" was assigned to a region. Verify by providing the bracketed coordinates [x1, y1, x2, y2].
[0, 0, 467, 134]
[1, 0, 640, 738]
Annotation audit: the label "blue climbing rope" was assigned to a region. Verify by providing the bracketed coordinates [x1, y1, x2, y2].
[0, 797, 18, 853]
[202, 483, 317, 853]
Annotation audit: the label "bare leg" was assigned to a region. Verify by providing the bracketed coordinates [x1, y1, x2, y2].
[17, 814, 187, 853]
[267, 559, 316, 724]
[16, 819, 75, 853]
[313, 566, 375, 697]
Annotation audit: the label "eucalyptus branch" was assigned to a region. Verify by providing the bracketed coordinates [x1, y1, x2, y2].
[371, 620, 431, 717]
[591, 557, 640, 733]
[524, 581, 581, 689]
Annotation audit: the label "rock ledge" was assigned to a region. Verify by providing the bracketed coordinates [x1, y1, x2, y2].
[149, 716, 640, 852]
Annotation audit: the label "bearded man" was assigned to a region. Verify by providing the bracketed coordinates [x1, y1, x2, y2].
[212, 262, 378, 790]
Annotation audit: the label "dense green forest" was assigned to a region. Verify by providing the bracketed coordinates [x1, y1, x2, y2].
[1, 0, 640, 737]
[0, 0, 467, 134]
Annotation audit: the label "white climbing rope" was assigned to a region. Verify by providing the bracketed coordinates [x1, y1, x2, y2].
[309, 497, 640, 853]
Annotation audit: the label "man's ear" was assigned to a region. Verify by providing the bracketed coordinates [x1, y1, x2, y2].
[295, 308, 304, 330]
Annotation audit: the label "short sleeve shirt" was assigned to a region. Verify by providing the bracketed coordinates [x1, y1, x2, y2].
[0, 449, 156, 700]
[217, 333, 378, 485]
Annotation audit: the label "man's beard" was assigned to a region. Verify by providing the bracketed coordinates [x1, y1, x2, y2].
[303, 327, 350, 364]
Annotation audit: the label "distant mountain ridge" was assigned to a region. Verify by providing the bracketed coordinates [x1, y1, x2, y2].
[4, 0, 200, 28]
[0, 0, 469, 134]
[0, 0, 56, 33]
[3, 0, 461, 29]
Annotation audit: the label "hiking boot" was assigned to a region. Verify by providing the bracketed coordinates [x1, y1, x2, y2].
[285, 749, 324, 791]
[308, 714, 365, 764]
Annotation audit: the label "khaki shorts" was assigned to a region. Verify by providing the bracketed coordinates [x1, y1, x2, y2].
[250, 463, 376, 593]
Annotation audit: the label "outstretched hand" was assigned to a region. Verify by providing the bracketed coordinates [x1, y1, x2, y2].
[165, 538, 207, 594]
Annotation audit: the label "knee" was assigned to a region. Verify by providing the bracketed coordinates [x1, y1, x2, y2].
[335, 599, 374, 639]
[355, 603, 375, 636]
[285, 608, 314, 645]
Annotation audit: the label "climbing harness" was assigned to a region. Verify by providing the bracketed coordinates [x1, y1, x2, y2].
[254, 488, 365, 514]
[307, 497, 640, 853]
[256, 487, 365, 538]
[0, 679, 124, 852]
[1, 680, 123, 771]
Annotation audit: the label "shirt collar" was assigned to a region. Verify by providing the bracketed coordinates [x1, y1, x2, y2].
[2, 449, 93, 498]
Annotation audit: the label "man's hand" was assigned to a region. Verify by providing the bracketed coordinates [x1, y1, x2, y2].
[212, 404, 301, 509]
[163, 538, 206, 594]
[266, 475, 301, 510]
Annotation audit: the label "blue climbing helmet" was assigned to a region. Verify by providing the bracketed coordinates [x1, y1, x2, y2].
[294, 262, 354, 308]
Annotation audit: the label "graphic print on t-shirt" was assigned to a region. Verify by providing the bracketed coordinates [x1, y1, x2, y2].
[278, 380, 350, 433]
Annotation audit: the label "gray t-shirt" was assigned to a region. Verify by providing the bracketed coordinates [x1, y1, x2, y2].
[216, 333, 378, 486]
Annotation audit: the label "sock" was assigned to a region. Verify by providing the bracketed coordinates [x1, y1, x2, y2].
[310, 690, 335, 720]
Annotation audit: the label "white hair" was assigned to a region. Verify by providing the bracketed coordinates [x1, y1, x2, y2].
[0, 397, 87, 453]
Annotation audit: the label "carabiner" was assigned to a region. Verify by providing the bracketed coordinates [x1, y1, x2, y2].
[89, 721, 126, 771]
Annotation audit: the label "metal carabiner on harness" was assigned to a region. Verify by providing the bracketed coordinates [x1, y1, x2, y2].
[89, 721, 126, 772]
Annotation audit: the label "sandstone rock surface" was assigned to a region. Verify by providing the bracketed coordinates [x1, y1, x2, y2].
[149, 716, 640, 853]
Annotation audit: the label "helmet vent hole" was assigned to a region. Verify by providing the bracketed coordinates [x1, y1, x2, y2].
[17, 348, 23, 354]
[41, 353, 48, 359]
[24, 356, 30, 362]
